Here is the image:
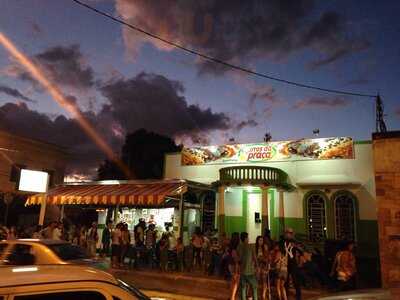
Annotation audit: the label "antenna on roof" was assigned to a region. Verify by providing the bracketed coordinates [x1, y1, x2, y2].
[264, 130, 272, 143]
[376, 94, 387, 133]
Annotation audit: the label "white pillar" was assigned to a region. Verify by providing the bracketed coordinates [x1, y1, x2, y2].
[278, 190, 285, 235]
[38, 195, 47, 226]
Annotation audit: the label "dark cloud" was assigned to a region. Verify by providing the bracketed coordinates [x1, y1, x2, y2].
[248, 85, 281, 107]
[0, 84, 36, 103]
[0, 102, 110, 174]
[0, 72, 249, 174]
[235, 119, 258, 131]
[30, 21, 43, 35]
[11, 44, 94, 90]
[99, 72, 231, 138]
[292, 96, 349, 109]
[303, 11, 370, 68]
[396, 107, 400, 117]
[115, 0, 369, 73]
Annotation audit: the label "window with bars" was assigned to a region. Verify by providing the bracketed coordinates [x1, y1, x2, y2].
[334, 192, 356, 241]
[307, 192, 327, 242]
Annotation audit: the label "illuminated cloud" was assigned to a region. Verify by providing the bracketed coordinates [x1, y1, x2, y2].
[114, 0, 370, 73]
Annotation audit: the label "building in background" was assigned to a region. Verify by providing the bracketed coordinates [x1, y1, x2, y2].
[164, 136, 380, 286]
[0, 129, 68, 226]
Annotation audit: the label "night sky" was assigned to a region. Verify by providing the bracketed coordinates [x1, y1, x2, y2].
[0, 0, 399, 176]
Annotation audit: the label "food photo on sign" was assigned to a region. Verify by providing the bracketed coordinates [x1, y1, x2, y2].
[181, 137, 354, 166]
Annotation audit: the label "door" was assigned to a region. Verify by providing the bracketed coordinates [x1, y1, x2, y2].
[246, 193, 262, 244]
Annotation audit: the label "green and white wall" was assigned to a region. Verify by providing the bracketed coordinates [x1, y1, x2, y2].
[164, 141, 378, 259]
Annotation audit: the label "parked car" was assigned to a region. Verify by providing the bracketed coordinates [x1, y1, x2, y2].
[311, 289, 392, 300]
[0, 239, 107, 269]
[0, 265, 153, 299]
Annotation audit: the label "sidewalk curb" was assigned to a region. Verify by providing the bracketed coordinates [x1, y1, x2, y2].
[113, 269, 228, 285]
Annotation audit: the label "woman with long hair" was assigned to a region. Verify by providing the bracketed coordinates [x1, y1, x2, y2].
[255, 235, 269, 300]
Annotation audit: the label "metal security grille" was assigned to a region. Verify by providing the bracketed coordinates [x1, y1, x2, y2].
[335, 194, 355, 240]
[307, 193, 327, 242]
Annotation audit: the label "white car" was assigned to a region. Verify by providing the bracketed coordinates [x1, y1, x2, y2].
[0, 239, 106, 269]
[0, 264, 152, 299]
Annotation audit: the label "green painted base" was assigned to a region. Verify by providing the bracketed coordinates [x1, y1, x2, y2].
[225, 216, 246, 237]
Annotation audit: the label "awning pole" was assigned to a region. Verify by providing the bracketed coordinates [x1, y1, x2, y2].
[179, 193, 184, 240]
[38, 194, 47, 226]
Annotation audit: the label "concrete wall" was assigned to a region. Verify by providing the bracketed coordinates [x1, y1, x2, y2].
[0, 130, 68, 193]
[0, 130, 68, 225]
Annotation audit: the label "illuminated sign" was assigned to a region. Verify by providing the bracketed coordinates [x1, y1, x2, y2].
[181, 137, 354, 166]
[18, 169, 49, 193]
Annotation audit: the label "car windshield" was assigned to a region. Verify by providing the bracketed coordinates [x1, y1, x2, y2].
[47, 243, 89, 261]
[118, 279, 150, 300]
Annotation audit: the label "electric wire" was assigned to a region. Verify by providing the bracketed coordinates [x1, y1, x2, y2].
[71, 0, 377, 99]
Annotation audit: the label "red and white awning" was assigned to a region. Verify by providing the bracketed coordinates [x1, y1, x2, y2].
[26, 180, 187, 207]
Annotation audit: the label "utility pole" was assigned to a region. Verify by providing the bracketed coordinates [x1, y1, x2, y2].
[376, 94, 387, 133]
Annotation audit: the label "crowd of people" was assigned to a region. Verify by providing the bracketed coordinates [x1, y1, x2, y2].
[99, 221, 357, 300]
[0, 221, 357, 300]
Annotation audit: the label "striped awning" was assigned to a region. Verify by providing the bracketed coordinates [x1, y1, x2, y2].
[26, 180, 187, 206]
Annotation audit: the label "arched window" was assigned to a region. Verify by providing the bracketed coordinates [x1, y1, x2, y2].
[334, 191, 356, 241]
[306, 192, 327, 242]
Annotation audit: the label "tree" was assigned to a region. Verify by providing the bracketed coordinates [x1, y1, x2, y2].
[97, 129, 181, 180]
[97, 159, 126, 180]
[122, 129, 182, 179]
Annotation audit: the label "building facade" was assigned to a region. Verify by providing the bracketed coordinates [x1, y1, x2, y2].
[0, 130, 68, 225]
[164, 137, 379, 282]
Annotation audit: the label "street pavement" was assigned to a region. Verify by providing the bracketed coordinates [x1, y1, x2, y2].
[111, 268, 228, 299]
[110, 267, 323, 300]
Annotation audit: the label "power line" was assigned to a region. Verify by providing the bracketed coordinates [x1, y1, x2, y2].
[71, 0, 376, 99]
